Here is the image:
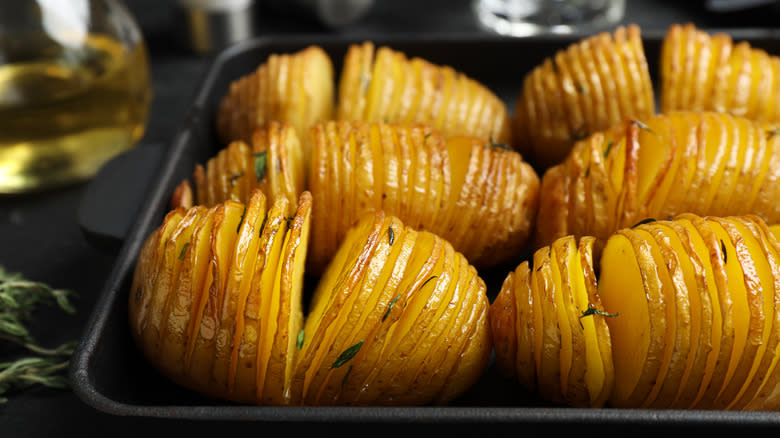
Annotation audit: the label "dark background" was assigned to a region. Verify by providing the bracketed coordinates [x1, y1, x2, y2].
[3, 0, 780, 436]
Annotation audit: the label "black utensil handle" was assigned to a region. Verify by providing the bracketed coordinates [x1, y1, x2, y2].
[78, 142, 165, 250]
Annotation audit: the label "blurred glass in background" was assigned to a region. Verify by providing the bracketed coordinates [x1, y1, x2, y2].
[474, 0, 626, 36]
[0, 0, 151, 194]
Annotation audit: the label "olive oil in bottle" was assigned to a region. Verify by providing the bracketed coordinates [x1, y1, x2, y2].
[0, 33, 151, 193]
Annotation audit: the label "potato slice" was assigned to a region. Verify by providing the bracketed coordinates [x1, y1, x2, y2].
[252, 197, 291, 401]
[692, 219, 754, 409]
[213, 191, 267, 395]
[490, 266, 523, 384]
[685, 216, 737, 409]
[140, 208, 198, 362]
[708, 217, 771, 409]
[130, 208, 185, 344]
[186, 201, 243, 396]
[260, 192, 312, 405]
[628, 227, 679, 409]
[640, 223, 693, 409]
[532, 246, 565, 404]
[598, 230, 657, 408]
[337, 42, 510, 145]
[726, 217, 780, 410]
[159, 206, 214, 381]
[578, 237, 614, 408]
[655, 220, 713, 409]
[216, 45, 334, 147]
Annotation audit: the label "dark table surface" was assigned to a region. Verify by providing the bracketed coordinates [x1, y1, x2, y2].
[3, 0, 780, 436]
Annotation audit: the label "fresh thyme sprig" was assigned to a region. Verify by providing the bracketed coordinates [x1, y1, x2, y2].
[0, 266, 77, 402]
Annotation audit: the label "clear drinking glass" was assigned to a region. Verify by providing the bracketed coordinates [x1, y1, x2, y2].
[0, 0, 152, 193]
[474, 0, 626, 36]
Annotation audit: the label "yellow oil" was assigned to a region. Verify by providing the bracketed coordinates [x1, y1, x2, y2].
[0, 34, 151, 193]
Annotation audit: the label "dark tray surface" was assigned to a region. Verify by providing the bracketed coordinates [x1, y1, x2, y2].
[70, 31, 780, 425]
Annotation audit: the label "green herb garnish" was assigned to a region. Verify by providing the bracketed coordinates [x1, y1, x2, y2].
[237, 206, 246, 232]
[631, 119, 655, 135]
[178, 243, 189, 260]
[253, 151, 268, 181]
[382, 294, 402, 322]
[296, 329, 305, 350]
[603, 140, 613, 158]
[721, 239, 728, 264]
[0, 266, 77, 403]
[330, 341, 364, 369]
[387, 226, 395, 245]
[341, 364, 353, 389]
[580, 304, 619, 320]
[487, 141, 512, 151]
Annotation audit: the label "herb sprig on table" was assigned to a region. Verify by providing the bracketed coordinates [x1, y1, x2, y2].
[0, 266, 77, 403]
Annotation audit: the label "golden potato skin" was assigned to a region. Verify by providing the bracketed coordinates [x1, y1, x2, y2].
[337, 41, 511, 146]
[661, 23, 780, 123]
[491, 214, 780, 410]
[535, 111, 780, 249]
[130, 194, 491, 406]
[514, 24, 654, 170]
[130, 190, 312, 404]
[307, 120, 540, 272]
[490, 235, 614, 408]
[290, 211, 492, 406]
[216, 45, 334, 148]
[170, 122, 305, 214]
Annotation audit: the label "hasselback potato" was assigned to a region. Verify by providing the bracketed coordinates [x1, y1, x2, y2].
[491, 214, 780, 410]
[337, 41, 512, 145]
[170, 121, 304, 214]
[129, 191, 491, 406]
[535, 111, 780, 249]
[215, 45, 334, 156]
[661, 23, 780, 123]
[307, 120, 540, 271]
[513, 24, 654, 169]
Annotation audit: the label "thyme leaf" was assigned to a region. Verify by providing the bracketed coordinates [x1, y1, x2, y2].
[382, 294, 402, 322]
[387, 226, 395, 245]
[631, 119, 656, 136]
[330, 341, 364, 369]
[580, 304, 619, 320]
[253, 151, 268, 181]
[296, 329, 305, 350]
[178, 243, 189, 260]
[341, 364, 353, 389]
[603, 140, 613, 158]
[0, 266, 77, 402]
[721, 239, 728, 264]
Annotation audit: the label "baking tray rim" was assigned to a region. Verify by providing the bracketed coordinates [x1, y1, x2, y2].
[70, 30, 780, 424]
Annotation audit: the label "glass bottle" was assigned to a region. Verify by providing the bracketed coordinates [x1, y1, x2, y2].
[0, 0, 152, 193]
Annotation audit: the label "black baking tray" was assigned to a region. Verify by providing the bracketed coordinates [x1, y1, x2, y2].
[70, 30, 780, 426]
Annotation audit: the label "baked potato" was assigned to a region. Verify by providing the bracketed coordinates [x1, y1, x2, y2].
[170, 121, 304, 214]
[215, 45, 334, 160]
[513, 24, 654, 169]
[129, 191, 491, 406]
[337, 41, 511, 146]
[535, 111, 780, 249]
[490, 213, 780, 410]
[307, 120, 540, 272]
[661, 23, 780, 123]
